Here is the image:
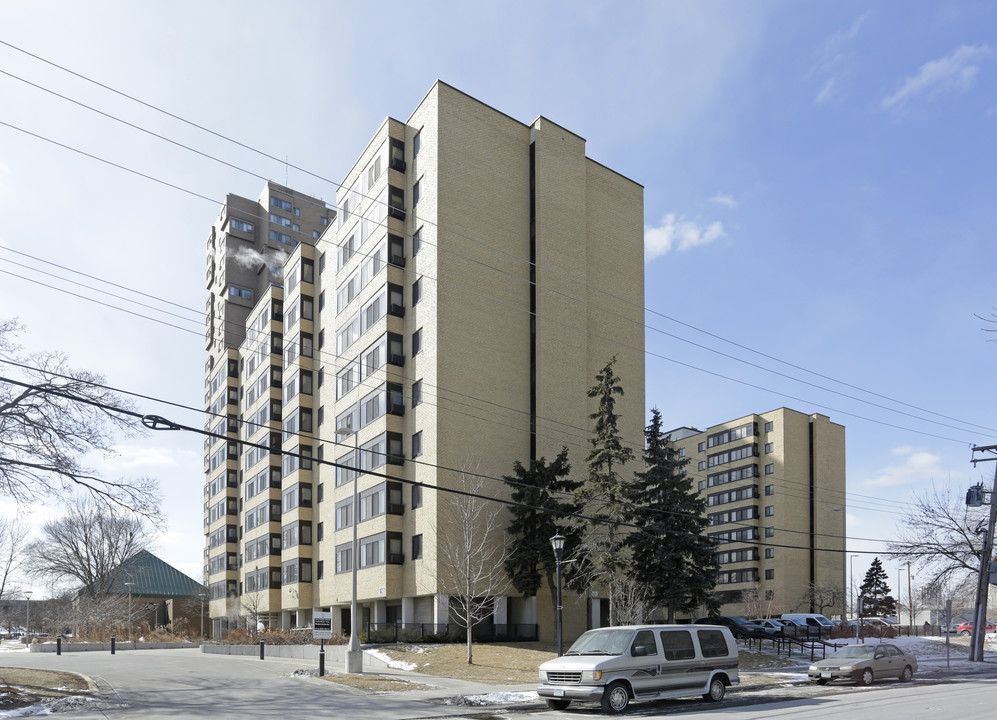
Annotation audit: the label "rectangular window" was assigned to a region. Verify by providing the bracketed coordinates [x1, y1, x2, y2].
[230, 218, 254, 233]
[412, 430, 423, 458]
[765, 484, 774, 495]
[412, 178, 421, 207]
[388, 233, 405, 267]
[765, 548, 775, 559]
[765, 569, 774, 580]
[270, 197, 292, 211]
[412, 534, 423, 559]
[765, 463, 775, 475]
[269, 230, 292, 246]
[765, 526, 775, 537]
[765, 505, 774, 517]
[412, 328, 422, 356]
[412, 484, 422, 509]
[335, 544, 352, 574]
[765, 421, 774, 432]
[412, 278, 422, 306]
[335, 498, 353, 529]
[413, 129, 421, 157]
[412, 227, 422, 256]
[360, 535, 385, 568]
[412, 379, 422, 407]
[765, 442, 773, 453]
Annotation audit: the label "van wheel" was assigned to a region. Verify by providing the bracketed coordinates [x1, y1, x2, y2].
[601, 681, 630, 714]
[546, 699, 571, 710]
[703, 677, 726, 702]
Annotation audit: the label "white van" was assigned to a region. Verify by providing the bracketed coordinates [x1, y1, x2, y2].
[781, 613, 835, 637]
[537, 624, 739, 714]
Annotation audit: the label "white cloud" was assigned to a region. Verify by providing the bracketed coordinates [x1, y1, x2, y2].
[864, 447, 955, 488]
[812, 12, 870, 105]
[814, 77, 837, 106]
[882, 44, 992, 110]
[645, 214, 724, 262]
[710, 193, 737, 209]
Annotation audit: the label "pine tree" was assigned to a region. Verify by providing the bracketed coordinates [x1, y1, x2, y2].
[858, 557, 898, 617]
[626, 409, 718, 621]
[573, 356, 635, 626]
[503, 447, 583, 602]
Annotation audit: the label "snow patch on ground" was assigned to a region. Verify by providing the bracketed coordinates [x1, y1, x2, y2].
[366, 648, 417, 671]
[0, 705, 50, 718]
[445, 691, 539, 706]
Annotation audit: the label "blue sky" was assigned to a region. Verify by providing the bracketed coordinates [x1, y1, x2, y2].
[1, 1, 995, 603]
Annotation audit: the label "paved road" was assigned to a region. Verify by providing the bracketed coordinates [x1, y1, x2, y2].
[6, 647, 997, 719]
[1, 648, 488, 719]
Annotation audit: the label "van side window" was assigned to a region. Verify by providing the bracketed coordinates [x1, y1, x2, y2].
[697, 629, 729, 658]
[631, 630, 658, 657]
[659, 630, 695, 660]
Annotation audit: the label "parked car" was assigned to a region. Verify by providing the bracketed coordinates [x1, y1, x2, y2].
[808, 643, 918, 685]
[781, 613, 835, 637]
[748, 619, 787, 636]
[694, 616, 760, 639]
[537, 624, 739, 714]
[956, 621, 997, 637]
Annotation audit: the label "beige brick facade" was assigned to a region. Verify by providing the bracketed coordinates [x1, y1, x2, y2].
[203, 83, 645, 641]
[669, 408, 846, 620]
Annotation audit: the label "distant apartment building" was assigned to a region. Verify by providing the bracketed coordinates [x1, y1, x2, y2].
[202, 82, 645, 639]
[668, 409, 846, 619]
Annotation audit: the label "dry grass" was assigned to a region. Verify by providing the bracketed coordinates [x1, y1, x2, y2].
[377, 642, 557, 684]
[319, 674, 434, 693]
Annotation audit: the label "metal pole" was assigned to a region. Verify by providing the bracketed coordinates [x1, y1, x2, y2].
[556, 556, 563, 657]
[24, 591, 31, 636]
[338, 426, 363, 673]
[970, 466, 997, 662]
[319, 638, 326, 676]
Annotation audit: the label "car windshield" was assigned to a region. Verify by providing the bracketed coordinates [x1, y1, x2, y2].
[831, 645, 876, 659]
[564, 629, 634, 656]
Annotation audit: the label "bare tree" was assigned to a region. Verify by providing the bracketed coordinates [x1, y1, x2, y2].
[0, 319, 159, 515]
[888, 484, 987, 587]
[612, 575, 651, 626]
[0, 516, 27, 603]
[797, 583, 844, 617]
[25, 497, 156, 596]
[742, 586, 778, 620]
[436, 464, 510, 664]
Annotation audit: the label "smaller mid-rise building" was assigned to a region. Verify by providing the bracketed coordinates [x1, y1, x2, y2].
[668, 408, 846, 619]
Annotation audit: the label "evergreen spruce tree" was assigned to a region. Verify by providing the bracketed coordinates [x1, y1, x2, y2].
[626, 409, 718, 621]
[858, 557, 898, 617]
[574, 356, 635, 626]
[503, 447, 583, 603]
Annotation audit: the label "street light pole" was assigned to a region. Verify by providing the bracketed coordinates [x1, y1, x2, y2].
[337, 425, 363, 673]
[198, 592, 206, 638]
[850, 555, 858, 620]
[550, 534, 565, 657]
[24, 591, 32, 636]
[124, 582, 136, 640]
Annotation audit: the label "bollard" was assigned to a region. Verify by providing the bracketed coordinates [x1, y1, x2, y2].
[259, 638, 264, 660]
[319, 639, 325, 677]
[111, 635, 116, 655]
[56, 636, 62, 656]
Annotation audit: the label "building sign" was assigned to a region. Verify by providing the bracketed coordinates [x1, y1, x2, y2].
[313, 611, 332, 640]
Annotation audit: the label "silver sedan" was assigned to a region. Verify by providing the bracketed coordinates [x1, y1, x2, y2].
[808, 643, 917, 685]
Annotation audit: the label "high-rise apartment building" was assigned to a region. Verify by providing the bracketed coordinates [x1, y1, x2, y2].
[203, 82, 645, 639]
[668, 408, 846, 619]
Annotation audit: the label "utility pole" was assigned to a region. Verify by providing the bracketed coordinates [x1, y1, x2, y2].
[967, 445, 997, 662]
